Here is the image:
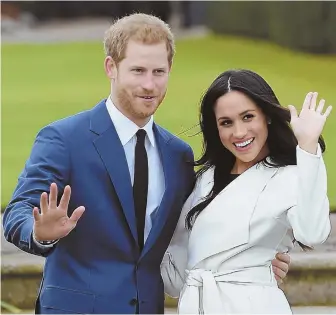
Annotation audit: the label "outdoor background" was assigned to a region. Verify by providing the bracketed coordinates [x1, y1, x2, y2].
[2, 1, 336, 211]
[1, 1, 336, 313]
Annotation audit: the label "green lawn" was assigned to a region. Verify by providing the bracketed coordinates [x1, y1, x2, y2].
[2, 35, 336, 209]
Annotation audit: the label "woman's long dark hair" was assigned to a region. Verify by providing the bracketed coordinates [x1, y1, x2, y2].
[186, 69, 326, 250]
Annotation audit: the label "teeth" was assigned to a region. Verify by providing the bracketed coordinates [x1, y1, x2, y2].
[235, 138, 253, 147]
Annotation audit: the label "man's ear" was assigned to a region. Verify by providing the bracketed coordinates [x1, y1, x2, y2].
[104, 56, 117, 79]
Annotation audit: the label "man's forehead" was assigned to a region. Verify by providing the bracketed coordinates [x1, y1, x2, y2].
[125, 40, 167, 55]
[122, 44, 169, 67]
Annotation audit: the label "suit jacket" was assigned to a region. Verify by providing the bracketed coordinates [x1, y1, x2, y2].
[2, 99, 195, 314]
[161, 145, 331, 313]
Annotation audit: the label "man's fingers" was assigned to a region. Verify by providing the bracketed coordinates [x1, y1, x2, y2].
[49, 183, 58, 210]
[272, 253, 290, 281]
[274, 274, 283, 285]
[69, 206, 85, 224]
[59, 185, 71, 211]
[273, 259, 289, 274]
[40, 192, 49, 214]
[272, 265, 286, 281]
[33, 207, 40, 222]
[276, 252, 291, 266]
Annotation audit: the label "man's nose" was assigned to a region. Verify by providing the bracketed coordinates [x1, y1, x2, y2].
[141, 75, 155, 91]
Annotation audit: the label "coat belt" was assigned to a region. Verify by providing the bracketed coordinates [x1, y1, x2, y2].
[178, 266, 277, 314]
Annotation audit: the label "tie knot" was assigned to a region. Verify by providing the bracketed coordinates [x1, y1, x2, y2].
[136, 129, 147, 143]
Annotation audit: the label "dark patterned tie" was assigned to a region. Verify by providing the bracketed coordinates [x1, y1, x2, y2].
[133, 129, 148, 251]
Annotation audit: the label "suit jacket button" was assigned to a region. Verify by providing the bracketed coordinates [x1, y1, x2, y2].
[130, 298, 138, 306]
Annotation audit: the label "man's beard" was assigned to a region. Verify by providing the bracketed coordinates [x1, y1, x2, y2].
[115, 86, 166, 120]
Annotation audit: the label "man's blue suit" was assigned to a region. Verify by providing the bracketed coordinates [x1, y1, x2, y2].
[3, 99, 195, 314]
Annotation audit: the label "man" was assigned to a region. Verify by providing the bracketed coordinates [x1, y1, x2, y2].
[2, 13, 289, 314]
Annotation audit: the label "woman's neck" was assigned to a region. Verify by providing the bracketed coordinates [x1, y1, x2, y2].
[231, 145, 270, 174]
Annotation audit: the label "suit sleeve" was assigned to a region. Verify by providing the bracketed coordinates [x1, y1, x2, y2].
[2, 125, 70, 257]
[287, 144, 331, 247]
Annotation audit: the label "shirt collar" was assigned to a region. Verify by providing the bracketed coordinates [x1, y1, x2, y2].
[106, 96, 156, 147]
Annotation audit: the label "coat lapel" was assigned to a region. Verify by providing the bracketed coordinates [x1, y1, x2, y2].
[90, 100, 138, 243]
[140, 124, 175, 259]
[188, 162, 280, 269]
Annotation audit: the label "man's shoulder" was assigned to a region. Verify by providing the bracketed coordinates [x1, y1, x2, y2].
[41, 99, 106, 135]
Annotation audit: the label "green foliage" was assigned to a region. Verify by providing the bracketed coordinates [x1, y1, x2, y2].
[1, 36, 336, 210]
[326, 2, 336, 53]
[206, 2, 269, 39]
[206, 2, 336, 54]
[267, 2, 326, 53]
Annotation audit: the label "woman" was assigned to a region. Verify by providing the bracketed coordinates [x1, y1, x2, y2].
[160, 69, 332, 314]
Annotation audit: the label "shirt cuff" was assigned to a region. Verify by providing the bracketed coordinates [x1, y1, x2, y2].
[32, 230, 59, 248]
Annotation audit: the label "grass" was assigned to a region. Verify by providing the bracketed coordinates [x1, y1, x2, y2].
[1, 301, 22, 314]
[1, 34, 336, 209]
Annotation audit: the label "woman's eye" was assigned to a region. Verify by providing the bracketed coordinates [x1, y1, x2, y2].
[220, 120, 231, 126]
[243, 114, 254, 120]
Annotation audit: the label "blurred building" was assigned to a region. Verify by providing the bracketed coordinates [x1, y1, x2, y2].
[1, 1, 207, 28]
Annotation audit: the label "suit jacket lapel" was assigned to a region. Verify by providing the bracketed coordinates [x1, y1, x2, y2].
[141, 124, 175, 259]
[90, 100, 138, 243]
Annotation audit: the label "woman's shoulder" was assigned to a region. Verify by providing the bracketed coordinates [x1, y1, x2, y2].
[195, 167, 215, 190]
[188, 167, 215, 205]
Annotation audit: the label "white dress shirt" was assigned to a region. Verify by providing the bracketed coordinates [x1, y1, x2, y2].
[33, 97, 166, 248]
[106, 96, 165, 243]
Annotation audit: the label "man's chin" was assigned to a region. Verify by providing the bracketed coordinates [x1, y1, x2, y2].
[139, 109, 156, 119]
[140, 104, 160, 115]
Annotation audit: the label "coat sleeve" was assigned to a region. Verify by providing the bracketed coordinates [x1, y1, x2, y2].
[160, 189, 194, 298]
[2, 124, 70, 257]
[161, 168, 213, 298]
[287, 144, 331, 247]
